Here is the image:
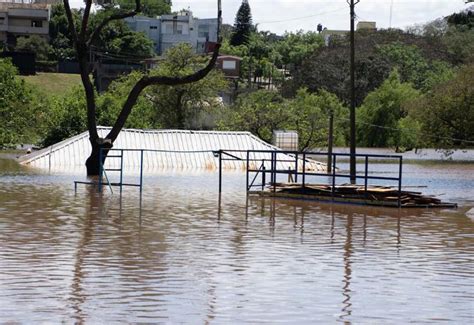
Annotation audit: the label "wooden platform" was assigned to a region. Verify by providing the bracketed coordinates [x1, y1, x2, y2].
[249, 183, 458, 209]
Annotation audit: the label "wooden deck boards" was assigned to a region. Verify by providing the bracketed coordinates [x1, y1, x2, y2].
[250, 183, 457, 209]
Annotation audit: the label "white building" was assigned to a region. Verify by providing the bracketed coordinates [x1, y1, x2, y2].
[125, 10, 219, 55]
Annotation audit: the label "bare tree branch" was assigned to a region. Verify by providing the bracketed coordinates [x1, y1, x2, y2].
[63, 0, 98, 140]
[107, 44, 221, 141]
[87, 0, 142, 46]
[62, 0, 78, 44]
[80, 0, 93, 42]
[107, 0, 223, 142]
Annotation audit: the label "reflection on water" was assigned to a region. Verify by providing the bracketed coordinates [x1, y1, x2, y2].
[0, 159, 473, 323]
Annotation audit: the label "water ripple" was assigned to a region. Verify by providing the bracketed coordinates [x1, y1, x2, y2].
[0, 164, 473, 324]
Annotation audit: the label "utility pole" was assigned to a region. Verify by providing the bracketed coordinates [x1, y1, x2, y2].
[348, 0, 359, 184]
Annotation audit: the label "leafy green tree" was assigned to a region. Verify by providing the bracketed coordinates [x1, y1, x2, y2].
[357, 70, 420, 148]
[105, 28, 155, 58]
[88, 11, 155, 58]
[49, 3, 155, 61]
[230, 0, 253, 46]
[275, 31, 324, 68]
[218, 88, 347, 149]
[41, 75, 157, 147]
[96, 71, 155, 130]
[146, 44, 228, 128]
[49, 3, 80, 60]
[288, 88, 347, 150]
[0, 59, 44, 148]
[288, 42, 392, 106]
[117, 0, 171, 17]
[15, 36, 52, 61]
[443, 26, 474, 64]
[289, 27, 458, 103]
[407, 64, 474, 148]
[376, 43, 429, 88]
[41, 86, 88, 147]
[218, 90, 290, 142]
[420, 60, 456, 92]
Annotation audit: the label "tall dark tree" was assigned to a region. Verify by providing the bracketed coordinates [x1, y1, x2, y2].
[230, 0, 252, 46]
[447, 10, 474, 28]
[62, 0, 222, 175]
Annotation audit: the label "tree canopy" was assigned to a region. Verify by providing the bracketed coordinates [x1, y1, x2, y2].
[406, 64, 474, 148]
[0, 59, 45, 148]
[15, 36, 52, 61]
[48, 3, 156, 61]
[117, 0, 172, 17]
[357, 70, 420, 148]
[218, 88, 347, 150]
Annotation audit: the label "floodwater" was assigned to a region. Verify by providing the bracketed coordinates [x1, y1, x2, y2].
[0, 158, 473, 324]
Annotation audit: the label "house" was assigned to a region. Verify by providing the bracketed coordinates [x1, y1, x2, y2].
[321, 21, 377, 45]
[0, 1, 51, 46]
[216, 55, 241, 79]
[125, 10, 219, 56]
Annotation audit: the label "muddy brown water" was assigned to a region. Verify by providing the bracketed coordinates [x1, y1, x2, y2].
[0, 159, 473, 324]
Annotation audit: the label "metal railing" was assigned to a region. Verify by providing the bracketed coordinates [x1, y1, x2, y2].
[218, 149, 404, 207]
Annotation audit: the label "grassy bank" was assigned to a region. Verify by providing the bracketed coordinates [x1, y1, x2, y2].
[20, 73, 82, 96]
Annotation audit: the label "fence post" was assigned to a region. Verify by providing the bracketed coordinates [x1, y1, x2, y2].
[364, 155, 368, 198]
[295, 152, 298, 183]
[302, 152, 306, 188]
[272, 151, 276, 193]
[261, 160, 266, 191]
[120, 149, 124, 193]
[98, 147, 103, 193]
[331, 154, 336, 199]
[246, 151, 250, 192]
[398, 156, 403, 208]
[219, 150, 222, 193]
[139, 150, 144, 193]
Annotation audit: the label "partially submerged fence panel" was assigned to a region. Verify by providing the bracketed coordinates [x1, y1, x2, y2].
[241, 150, 405, 208]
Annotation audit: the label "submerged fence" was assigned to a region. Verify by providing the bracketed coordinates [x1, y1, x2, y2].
[238, 149, 403, 207]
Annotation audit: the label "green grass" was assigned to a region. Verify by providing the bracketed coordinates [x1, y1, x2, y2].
[20, 73, 82, 96]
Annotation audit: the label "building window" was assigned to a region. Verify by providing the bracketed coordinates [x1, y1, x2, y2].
[164, 23, 173, 34]
[31, 20, 43, 28]
[0, 17, 4, 25]
[198, 25, 209, 38]
[149, 26, 158, 30]
[223, 60, 236, 70]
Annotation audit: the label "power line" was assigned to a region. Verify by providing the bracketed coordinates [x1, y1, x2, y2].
[257, 7, 347, 25]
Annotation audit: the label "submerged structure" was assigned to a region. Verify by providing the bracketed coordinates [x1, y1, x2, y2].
[18, 127, 326, 172]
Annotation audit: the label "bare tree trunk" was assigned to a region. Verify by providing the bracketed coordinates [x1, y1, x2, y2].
[175, 91, 186, 128]
[85, 140, 113, 176]
[62, 0, 222, 176]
